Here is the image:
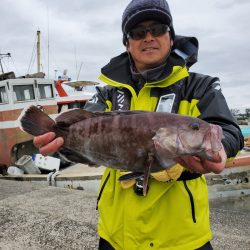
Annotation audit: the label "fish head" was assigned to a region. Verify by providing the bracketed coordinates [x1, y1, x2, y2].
[153, 117, 223, 162]
[177, 119, 223, 160]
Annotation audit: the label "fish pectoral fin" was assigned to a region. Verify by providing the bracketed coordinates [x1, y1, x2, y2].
[142, 153, 154, 196]
[118, 153, 154, 196]
[59, 147, 96, 165]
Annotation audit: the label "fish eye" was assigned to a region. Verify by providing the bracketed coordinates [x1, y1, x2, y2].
[190, 123, 200, 130]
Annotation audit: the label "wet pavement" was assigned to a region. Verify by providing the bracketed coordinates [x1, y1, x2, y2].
[0, 179, 249, 250]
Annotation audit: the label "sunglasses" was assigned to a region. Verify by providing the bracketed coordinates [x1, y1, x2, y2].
[127, 23, 170, 40]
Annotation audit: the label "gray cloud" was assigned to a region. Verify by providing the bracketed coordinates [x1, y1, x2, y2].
[1, 0, 249, 109]
[214, 0, 250, 9]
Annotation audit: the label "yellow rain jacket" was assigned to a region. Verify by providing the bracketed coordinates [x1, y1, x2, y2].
[84, 37, 243, 250]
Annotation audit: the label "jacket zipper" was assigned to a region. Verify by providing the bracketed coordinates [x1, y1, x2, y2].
[96, 172, 111, 210]
[183, 180, 196, 223]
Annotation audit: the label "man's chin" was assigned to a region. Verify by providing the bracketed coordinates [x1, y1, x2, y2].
[142, 60, 163, 70]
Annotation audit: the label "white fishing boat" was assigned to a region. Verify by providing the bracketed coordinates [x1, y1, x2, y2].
[0, 31, 98, 169]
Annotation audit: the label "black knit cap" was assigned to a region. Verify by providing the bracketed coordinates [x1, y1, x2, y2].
[122, 0, 175, 45]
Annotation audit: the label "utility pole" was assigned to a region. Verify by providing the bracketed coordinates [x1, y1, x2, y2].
[37, 30, 41, 73]
[0, 53, 11, 74]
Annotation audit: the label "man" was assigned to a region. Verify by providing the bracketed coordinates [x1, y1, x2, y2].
[34, 0, 244, 249]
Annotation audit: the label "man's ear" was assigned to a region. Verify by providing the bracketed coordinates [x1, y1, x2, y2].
[126, 40, 130, 51]
[126, 39, 129, 49]
[170, 39, 174, 47]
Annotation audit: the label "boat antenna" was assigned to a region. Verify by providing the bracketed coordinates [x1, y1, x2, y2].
[27, 33, 37, 74]
[77, 62, 83, 80]
[0, 53, 11, 74]
[47, 1, 50, 79]
[74, 46, 78, 80]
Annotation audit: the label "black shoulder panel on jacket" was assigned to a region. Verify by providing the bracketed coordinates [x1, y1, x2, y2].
[182, 72, 244, 157]
[101, 52, 132, 84]
[181, 72, 219, 103]
[84, 86, 114, 111]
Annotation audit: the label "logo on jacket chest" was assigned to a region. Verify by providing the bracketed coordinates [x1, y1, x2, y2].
[117, 90, 125, 110]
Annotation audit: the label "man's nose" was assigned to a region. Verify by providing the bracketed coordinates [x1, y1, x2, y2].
[144, 31, 155, 41]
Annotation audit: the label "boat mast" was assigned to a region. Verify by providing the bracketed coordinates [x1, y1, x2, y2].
[0, 53, 11, 74]
[37, 30, 41, 73]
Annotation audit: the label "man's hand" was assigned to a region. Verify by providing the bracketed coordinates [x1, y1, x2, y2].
[33, 132, 64, 156]
[176, 144, 227, 174]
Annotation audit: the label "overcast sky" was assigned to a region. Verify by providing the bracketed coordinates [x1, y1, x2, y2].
[1, 0, 250, 110]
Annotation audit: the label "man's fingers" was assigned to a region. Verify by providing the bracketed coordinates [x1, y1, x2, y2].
[176, 146, 227, 174]
[178, 156, 209, 174]
[39, 137, 64, 156]
[200, 147, 227, 174]
[33, 132, 64, 156]
[33, 132, 56, 148]
[200, 158, 225, 174]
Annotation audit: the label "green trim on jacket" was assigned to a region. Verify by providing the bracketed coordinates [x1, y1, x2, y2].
[99, 65, 189, 111]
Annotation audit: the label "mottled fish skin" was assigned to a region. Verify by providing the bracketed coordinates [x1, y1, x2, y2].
[20, 106, 223, 173]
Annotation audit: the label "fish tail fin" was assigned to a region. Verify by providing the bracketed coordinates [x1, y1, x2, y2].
[19, 105, 56, 136]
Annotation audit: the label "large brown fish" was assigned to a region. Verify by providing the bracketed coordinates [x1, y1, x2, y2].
[20, 106, 223, 194]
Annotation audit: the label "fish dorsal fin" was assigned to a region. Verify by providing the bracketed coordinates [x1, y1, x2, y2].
[96, 110, 148, 116]
[55, 109, 98, 127]
[55, 109, 149, 127]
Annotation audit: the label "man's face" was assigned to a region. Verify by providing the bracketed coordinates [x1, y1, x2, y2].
[127, 20, 173, 72]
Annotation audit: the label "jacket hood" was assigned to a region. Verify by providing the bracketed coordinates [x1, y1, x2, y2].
[101, 35, 198, 84]
[172, 35, 198, 68]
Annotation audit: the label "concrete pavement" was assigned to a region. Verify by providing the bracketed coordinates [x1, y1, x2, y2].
[0, 180, 99, 250]
[0, 179, 249, 250]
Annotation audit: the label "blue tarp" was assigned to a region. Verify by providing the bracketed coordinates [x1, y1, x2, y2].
[241, 127, 250, 137]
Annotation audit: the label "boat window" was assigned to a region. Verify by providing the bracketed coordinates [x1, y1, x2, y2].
[13, 84, 35, 102]
[0, 86, 8, 104]
[38, 84, 54, 99]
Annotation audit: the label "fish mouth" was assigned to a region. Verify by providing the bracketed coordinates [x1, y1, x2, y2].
[199, 124, 223, 162]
